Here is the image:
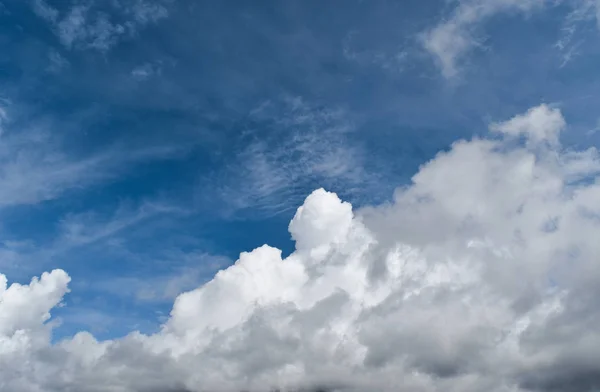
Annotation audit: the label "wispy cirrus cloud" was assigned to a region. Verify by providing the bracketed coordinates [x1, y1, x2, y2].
[88, 251, 230, 304]
[0, 134, 185, 208]
[131, 61, 166, 81]
[205, 97, 368, 219]
[0, 197, 192, 279]
[422, 0, 547, 78]
[32, 0, 169, 52]
[0, 101, 190, 209]
[423, 0, 600, 75]
[57, 201, 190, 249]
[342, 31, 410, 75]
[555, 0, 600, 67]
[0, 196, 212, 335]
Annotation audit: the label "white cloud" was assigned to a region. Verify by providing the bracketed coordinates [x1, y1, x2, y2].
[32, 0, 169, 52]
[490, 103, 566, 145]
[3, 104, 600, 391]
[0, 102, 8, 134]
[555, 0, 600, 66]
[89, 252, 231, 304]
[342, 32, 409, 74]
[47, 50, 70, 73]
[32, 0, 58, 23]
[0, 103, 190, 209]
[125, 0, 169, 25]
[131, 62, 163, 81]
[57, 201, 188, 248]
[422, 0, 547, 78]
[208, 97, 368, 218]
[0, 198, 194, 277]
[56, 5, 92, 49]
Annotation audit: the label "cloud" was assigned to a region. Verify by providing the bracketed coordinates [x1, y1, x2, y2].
[555, 0, 600, 66]
[58, 5, 126, 51]
[207, 97, 367, 218]
[1, 197, 194, 274]
[0, 200, 213, 337]
[422, 0, 547, 78]
[57, 201, 189, 248]
[0, 269, 70, 338]
[0, 102, 191, 209]
[32, 0, 58, 23]
[90, 252, 231, 304]
[3, 104, 600, 391]
[342, 32, 409, 75]
[32, 0, 169, 51]
[131, 62, 163, 81]
[47, 50, 70, 73]
[490, 103, 566, 145]
[124, 0, 169, 25]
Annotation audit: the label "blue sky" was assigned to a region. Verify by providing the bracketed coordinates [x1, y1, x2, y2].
[0, 0, 599, 344]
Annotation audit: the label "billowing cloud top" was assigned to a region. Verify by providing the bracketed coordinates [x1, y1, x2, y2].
[2, 104, 600, 392]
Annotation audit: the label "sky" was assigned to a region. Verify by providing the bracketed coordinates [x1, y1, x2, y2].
[2, 0, 600, 391]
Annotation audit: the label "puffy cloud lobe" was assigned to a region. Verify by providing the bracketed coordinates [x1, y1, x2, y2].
[2, 104, 600, 391]
[490, 104, 566, 145]
[0, 270, 70, 391]
[0, 270, 70, 338]
[289, 188, 353, 258]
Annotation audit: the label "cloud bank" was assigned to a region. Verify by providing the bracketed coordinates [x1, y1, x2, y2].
[2, 104, 600, 391]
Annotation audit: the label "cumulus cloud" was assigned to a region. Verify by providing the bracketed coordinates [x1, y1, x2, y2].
[3, 104, 600, 391]
[490, 104, 566, 145]
[422, 0, 547, 78]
